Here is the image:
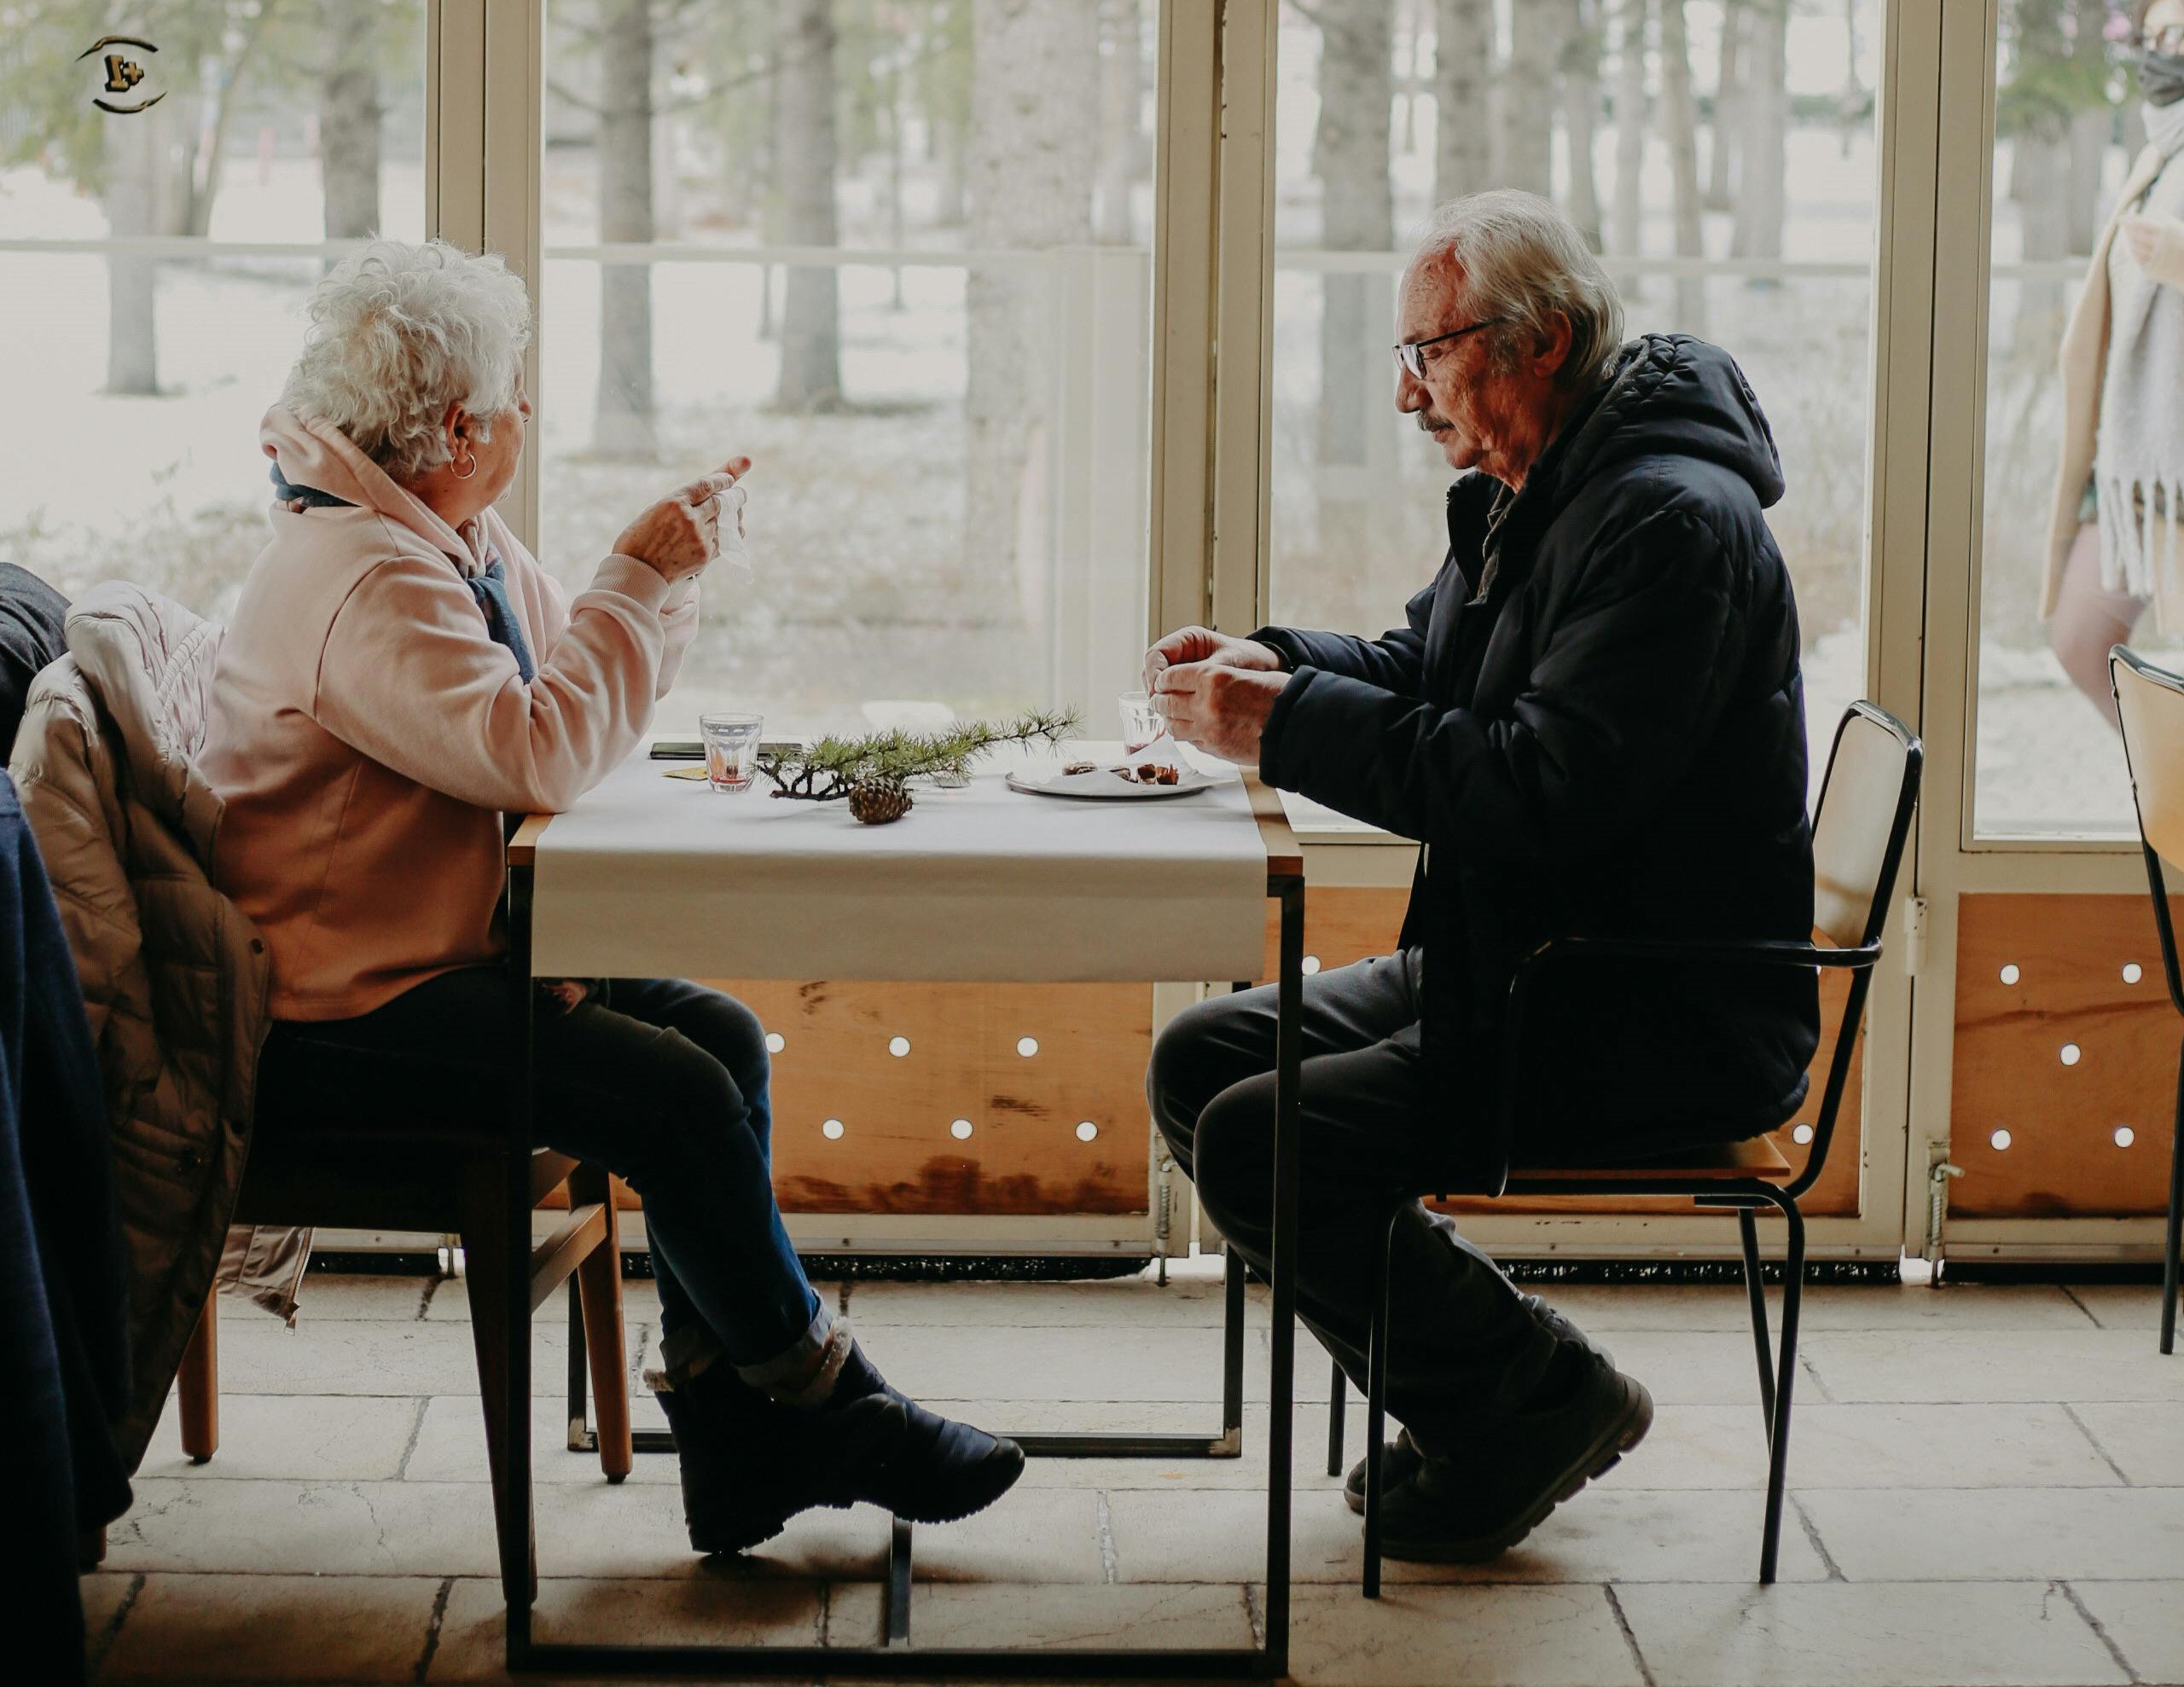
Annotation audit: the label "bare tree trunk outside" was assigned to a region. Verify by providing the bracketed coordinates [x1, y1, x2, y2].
[1313, 0, 1394, 617]
[962, 0, 1098, 617]
[2065, 0, 2115, 253]
[1502, 0, 1559, 196]
[1560, 0, 1604, 250]
[1659, 0, 1706, 329]
[594, 0, 658, 458]
[1095, 0, 1141, 244]
[775, 0, 842, 411]
[321, 0, 382, 241]
[1707, 0, 1744, 210]
[1612, 0, 1650, 254]
[104, 107, 166, 395]
[1839, 0, 1862, 156]
[1434, 0, 1493, 204]
[1730, 0, 1786, 265]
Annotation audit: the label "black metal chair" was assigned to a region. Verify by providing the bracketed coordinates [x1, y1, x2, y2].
[2106, 646, 2184, 1354]
[1341, 701, 1921, 1597]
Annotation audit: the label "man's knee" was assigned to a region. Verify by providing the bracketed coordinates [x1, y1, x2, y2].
[1146, 994, 1252, 1165]
[1190, 1074, 1276, 1228]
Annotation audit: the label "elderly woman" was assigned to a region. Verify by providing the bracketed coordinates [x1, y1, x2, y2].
[202, 239, 1020, 1554]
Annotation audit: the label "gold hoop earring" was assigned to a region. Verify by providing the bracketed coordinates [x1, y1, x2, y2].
[450, 455, 477, 481]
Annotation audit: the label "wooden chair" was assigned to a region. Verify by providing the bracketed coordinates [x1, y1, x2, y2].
[2106, 646, 2184, 1354]
[1342, 701, 1921, 1596]
[175, 1134, 634, 1553]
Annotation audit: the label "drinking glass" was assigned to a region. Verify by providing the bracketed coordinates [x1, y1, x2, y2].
[1119, 691, 1165, 754]
[700, 713, 764, 793]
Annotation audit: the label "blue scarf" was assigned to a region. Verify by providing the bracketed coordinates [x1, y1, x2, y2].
[270, 465, 537, 681]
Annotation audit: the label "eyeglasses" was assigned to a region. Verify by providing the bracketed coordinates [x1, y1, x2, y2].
[1392, 317, 1508, 380]
[2140, 23, 2184, 55]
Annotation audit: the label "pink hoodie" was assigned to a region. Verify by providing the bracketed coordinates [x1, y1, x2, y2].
[202, 407, 697, 1020]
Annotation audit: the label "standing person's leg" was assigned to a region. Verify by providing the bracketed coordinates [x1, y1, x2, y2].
[2050, 521, 2149, 729]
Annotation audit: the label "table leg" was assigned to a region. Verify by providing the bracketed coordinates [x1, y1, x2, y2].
[1263, 880, 1303, 1678]
[505, 863, 537, 1667]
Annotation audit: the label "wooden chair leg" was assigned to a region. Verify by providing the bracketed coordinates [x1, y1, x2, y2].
[460, 1167, 537, 1609]
[570, 1164, 632, 1481]
[178, 1290, 219, 1464]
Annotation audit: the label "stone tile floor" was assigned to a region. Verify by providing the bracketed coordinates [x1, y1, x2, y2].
[82, 1262, 2184, 1686]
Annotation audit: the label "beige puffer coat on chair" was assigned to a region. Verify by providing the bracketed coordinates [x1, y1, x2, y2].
[9, 580, 308, 1470]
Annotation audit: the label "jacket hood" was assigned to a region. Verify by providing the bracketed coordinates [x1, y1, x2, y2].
[258, 405, 476, 571]
[1550, 333, 1786, 511]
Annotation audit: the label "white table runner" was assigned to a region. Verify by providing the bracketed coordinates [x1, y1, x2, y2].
[530, 745, 1269, 983]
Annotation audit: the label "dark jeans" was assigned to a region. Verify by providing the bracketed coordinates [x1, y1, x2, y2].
[1146, 951, 1561, 1448]
[256, 971, 827, 1385]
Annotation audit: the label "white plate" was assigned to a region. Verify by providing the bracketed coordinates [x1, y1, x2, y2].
[1007, 762, 1219, 801]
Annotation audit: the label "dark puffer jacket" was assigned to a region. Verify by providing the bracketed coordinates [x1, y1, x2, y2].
[1256, 333, 1819, 1163]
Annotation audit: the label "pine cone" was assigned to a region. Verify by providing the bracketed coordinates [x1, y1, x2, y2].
[847, 775, 914, 825]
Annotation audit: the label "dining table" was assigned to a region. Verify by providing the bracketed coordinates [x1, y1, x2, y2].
[491, 739, 1308, 1678]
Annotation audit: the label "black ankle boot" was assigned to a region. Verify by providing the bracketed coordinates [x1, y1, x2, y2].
[830, 1339, 1025, 1524]
[653, 1363, 906, 1555]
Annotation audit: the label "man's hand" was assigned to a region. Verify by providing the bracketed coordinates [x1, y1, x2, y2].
[1153, 660, 1287, 764]
[613, 455, 752, 584]
[1141, 625, 1284, 693]
[2123, 213, 2184, 283]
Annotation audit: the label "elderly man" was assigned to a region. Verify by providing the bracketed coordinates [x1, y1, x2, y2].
[1144, 190, 1818, 1562]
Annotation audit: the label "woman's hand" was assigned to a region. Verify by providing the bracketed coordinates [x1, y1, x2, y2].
[613, 455, 752, 584]
[2123, 214, 2184, 285]
[1141, 625, 1284, 693]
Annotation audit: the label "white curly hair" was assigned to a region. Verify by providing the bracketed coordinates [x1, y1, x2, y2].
[280, 239, 532, 482]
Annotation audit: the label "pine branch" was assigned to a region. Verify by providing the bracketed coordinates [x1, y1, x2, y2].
[759, 709, 1080, 802]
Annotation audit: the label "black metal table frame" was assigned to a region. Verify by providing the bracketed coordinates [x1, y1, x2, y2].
[499, 845, 1304, 1678]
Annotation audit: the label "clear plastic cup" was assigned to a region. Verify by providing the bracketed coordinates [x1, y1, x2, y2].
[700, 713, 764, 793]
[1119, 690, 1164, 753]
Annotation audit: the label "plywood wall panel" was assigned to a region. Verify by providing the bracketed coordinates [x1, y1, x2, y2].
[700, 980, 1153, 1215]
[1950, 894, 2181, 1219]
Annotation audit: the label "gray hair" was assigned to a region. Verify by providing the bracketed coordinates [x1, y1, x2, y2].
[280, 239, 531, 483]
[1411, 190, 1624, 391]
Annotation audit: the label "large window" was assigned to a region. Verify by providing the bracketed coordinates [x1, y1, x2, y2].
[0, 3, 426, 619]
[1265, 0, 1882, 803]
[1972, 0, 2184, 838]
[535, 1, 1159, 739]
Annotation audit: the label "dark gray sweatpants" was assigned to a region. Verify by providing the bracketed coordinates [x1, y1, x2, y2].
[1146, 951, 1565, 1449]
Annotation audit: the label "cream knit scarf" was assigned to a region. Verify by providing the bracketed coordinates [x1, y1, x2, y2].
[2097, 100, 2184, 602]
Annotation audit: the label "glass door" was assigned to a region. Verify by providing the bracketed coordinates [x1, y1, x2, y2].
[1247, 0, 1920, 1260]
[1912, 0, 2182, 1268]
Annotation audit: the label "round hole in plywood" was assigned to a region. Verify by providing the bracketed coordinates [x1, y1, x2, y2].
[889, 1036, 911, 1057]
[1076, 1121, 1098, 1142]
[2124, 962, 2145, 984]
[2060, 1043, 2082, 1066]
[2116, 1125, 2137, 1147]
[1302, 955, 1321, 975]
[765, 1032, 786, 1054]
[822, 1118, 845, 1140]
[2000, 964, 2021, 985]
[950, 1118, 974, 1140]
[1017, 1036, 1039, 1058]
[1792, 1123, 1814, 1145]
[1990, 1128, 2013, 1151]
